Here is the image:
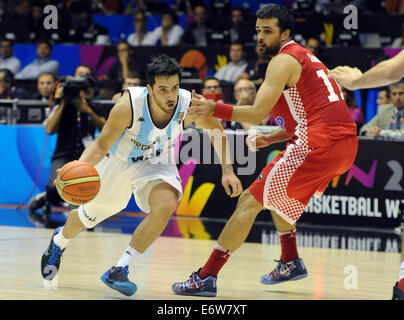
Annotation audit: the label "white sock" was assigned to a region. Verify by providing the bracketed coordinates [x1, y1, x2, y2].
[277, 228, 297, 237]
[214, 243, 229, 252]
[399, 261, 404, 281]
[115, 246, 140, 268]
[53, 227, 70, 249]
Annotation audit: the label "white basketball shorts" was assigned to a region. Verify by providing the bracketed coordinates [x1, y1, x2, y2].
[77, 153, 182, 228]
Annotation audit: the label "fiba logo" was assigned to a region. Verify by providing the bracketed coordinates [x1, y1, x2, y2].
[43, 5, 58, 30]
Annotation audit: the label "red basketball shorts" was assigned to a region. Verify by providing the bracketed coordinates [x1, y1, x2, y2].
[249, 135, 358, 224]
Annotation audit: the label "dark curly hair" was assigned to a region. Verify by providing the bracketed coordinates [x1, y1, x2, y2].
[145, 54, 182, 87]
[256, 4, 295, 37]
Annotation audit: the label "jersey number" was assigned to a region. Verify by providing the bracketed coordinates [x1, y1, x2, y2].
[316, 69, 344, 103]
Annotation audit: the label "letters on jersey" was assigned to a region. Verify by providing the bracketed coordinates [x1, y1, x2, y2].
[110, 87, 191, 164]
[271, 41, 357, 148]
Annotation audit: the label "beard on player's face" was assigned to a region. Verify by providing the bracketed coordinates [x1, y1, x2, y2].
[259, 37, 282, 58]
[153, 92, 177, 114]
[149, 74, 180, 114]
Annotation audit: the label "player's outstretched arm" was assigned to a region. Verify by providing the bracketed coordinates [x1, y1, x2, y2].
[183, 113, 243, 198]
[79, 91, 132, 166]
[246, 127, 291, 152]
[328, 50, 404, 90]
[189, 54, 299, 124]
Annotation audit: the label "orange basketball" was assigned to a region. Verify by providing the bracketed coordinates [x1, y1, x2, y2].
[55, 160, 101, 206]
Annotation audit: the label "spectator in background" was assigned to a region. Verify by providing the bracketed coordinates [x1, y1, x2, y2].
[201, 76, 231, 129]
[112, 71, 142, 101]
[180, 4, 212, 47]
[15, 40, 59, 80]
[0, 68, 29, 99]
[240, 41, 270, 85]
[174, 0, 203, 15]
[226, 78, 275, 130]
[147, 10, 184, 46]
[229, 8, 243, 43]
[31, 1, 44, 38]
[202, 76, 223, 97]
[123, 0, 161, 14]
[67, 1, 111, 45]
[32, 72, 56, 102]
[74, 64, 93, 78]
[341, 86, 365, 134]
[359, 81, 404, 139]
[228, 7, 252, 45]
[106, 40, 140, 86]
[226, 79, 258, 130]
[127, 9, 154, 46]
[377, 87, 390, 109]
[0, 40, 21, 74]
[214, 42, 248, 84]
[74, 64, 114, 100]
[2, 0, 32, 43]
[305, 36, 321, 56]
[93, 0, 124, 14]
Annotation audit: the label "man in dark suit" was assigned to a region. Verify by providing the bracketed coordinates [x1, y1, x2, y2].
[359, 81, 404, 140]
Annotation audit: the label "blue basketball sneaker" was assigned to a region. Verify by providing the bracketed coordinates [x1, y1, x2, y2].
[392, 282, 404, 300]
[261, 258, 308, 285]
[41, 227, 65, 280]
[172, 269, 217, 297]
[101, 266, 137, 296]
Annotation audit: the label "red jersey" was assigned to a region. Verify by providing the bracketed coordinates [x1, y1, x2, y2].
[271, 41, 357, 148]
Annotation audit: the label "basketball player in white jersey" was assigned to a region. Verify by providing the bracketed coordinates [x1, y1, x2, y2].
[40, 54, 242, 296]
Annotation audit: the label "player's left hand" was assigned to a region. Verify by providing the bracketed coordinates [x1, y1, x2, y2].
[327, 66, 363, 90]
[221, 168, 243, 198]
[53, 168, 61, 186]
[189, 90, 215, 120]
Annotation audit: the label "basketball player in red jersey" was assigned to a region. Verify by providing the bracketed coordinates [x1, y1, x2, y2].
[172, 4, 358, 297]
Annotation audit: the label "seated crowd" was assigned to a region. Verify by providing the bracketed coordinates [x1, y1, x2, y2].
[0, 0, 402, 139]
[0, 0, 398, 228]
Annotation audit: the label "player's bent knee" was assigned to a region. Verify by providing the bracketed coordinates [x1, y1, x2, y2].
[78, 214, 98, 229]
[237, 189, 262, 212]
[77, 206, 102, 229]
[231, 190, 262, 221]
[150, 199, 178, 216]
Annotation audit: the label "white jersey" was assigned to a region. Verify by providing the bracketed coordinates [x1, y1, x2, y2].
[110, 86, 191, 164]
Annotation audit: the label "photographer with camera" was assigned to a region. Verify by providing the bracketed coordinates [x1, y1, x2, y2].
[28, 65, 106, 227]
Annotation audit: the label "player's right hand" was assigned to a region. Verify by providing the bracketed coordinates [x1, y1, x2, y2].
[189, 90, 215, 120]
[327, 66, 363, 91]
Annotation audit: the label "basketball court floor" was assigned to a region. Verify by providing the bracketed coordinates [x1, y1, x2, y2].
[0, 205, 401, 300]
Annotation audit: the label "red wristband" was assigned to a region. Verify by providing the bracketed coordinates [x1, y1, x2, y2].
[213, 102, 233, 120]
